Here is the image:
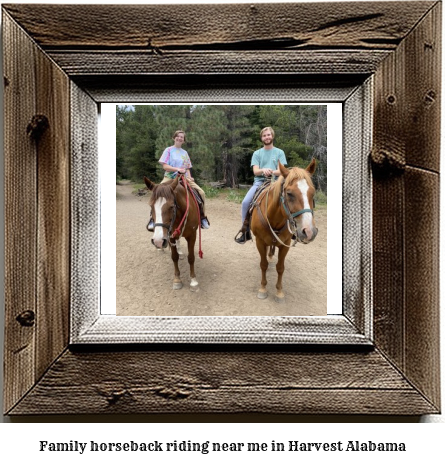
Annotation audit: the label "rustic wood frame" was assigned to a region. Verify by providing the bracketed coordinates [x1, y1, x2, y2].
[3, 2, 441, 415]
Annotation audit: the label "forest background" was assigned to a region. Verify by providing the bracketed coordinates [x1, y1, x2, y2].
[116, 105, 327, 194]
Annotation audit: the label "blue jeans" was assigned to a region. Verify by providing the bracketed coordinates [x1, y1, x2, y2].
[241, 180, 264, 224]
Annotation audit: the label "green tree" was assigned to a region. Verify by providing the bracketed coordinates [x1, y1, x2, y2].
[220, 105, 254, 187]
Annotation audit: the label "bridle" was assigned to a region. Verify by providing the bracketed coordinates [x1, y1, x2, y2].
[147, 197, 179, 240]
[262, 181, 314, 247]
[280, 189, 314, 222]
[148, 175, 203, 257]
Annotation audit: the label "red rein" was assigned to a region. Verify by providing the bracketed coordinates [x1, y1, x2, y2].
[172, 175, 203, 259]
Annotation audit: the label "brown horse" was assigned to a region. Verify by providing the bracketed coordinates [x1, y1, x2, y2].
[144, 175, 200, 291]
[250, 159, 318, 302]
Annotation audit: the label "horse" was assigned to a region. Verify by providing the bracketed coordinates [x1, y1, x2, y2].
[250, 159, 318, 302]
[144, 174, 201, 292]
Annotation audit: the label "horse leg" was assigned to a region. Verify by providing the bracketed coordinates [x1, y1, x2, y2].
[256, 239, 269, 299]
[170, 242, 183, 290]
[187, 234, 199, 292]
[275, 246, 290, 303]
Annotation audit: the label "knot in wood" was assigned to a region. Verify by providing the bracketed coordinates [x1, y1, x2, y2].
[154, 386, 191, 400]
[105, 390, 128, 405]
[370, 148, 405, 175]
[16, 310, 35, 327]
[27, 114, 49, 140]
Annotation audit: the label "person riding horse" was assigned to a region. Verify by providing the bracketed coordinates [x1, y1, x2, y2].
[235, 126, 287, 244]
[148, 130, 210, 231]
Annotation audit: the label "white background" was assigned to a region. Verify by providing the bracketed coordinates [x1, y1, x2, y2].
[1, 0, 444, 461]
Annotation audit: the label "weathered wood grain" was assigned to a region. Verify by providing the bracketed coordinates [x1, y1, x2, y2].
[404, 167, 440, 408]
[2, 2, 436, 50]
[3, 11, 71, 413]
[3, 12, 38, 414]
[47, 50, 390, 76]
[371, 2, 441, 412]
[8, 349, 438, 415]
[35, 37, 71, 382]
[404, 2, 441, 171]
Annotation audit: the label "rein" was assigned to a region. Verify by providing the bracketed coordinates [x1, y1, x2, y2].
[179, 175, 203, 259]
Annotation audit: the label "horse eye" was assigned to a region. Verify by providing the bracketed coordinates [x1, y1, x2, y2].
[286, 191, 295, 199]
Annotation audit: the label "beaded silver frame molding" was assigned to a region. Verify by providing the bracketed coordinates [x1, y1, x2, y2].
[70, 80, 373, 345]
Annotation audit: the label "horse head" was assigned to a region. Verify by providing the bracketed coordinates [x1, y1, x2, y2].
[278, 159, 318, 244]
[144, 176, 179, 249]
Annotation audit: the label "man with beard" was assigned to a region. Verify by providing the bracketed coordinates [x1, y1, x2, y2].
[235, 127, 287, 244]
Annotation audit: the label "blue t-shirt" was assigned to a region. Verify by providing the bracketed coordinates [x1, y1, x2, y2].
[159, 146, 192, 179]
[251, 147, 287, 182]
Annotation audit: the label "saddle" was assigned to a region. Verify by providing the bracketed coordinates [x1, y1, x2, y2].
[248, 180, 271, 215]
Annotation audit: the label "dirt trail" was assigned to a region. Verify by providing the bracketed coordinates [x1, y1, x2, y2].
[116, 182, 327, 316]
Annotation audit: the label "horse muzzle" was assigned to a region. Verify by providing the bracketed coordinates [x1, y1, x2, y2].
[151, 238, 168, 249]
[298, 226, 318, 244]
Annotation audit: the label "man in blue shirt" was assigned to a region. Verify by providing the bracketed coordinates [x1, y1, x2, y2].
[235, 127, 287, 244]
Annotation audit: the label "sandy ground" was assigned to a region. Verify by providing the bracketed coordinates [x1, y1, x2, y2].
[116, 182, 327, 317]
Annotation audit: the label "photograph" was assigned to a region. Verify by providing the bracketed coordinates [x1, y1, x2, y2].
[113, 104, 330, 317]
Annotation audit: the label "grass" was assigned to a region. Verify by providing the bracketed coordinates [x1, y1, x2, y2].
[314, 190, 327, 206]
[201, 184, 221, 199]
[225, 188, 249, 204]
[131, 183, 147, 195]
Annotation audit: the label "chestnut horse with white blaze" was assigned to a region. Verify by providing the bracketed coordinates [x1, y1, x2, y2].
[144, 175, 200, 291]
[250, 159, 318, 302]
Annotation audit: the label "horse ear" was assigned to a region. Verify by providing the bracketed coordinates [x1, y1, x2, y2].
[144, 176, 155, 191]
[278, 160, 289, 178]
[306, 158, 317, 175]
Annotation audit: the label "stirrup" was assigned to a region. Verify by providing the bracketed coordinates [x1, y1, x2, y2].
[234, 230, 244, 242]
[234, 229, 251, 244]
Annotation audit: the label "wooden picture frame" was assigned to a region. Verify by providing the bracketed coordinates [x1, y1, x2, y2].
[3, 2, 441, 415]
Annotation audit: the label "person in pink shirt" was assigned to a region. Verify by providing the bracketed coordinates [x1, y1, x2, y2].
[147, 130, 210, 230]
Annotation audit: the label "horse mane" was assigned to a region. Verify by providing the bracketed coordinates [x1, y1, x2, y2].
[271, 166, 314, 205]
[149, 181, 176, 206]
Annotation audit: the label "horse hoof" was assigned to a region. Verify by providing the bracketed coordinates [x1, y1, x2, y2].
[274, 295, 285, 304]
[190, 279, 199, 292]
[173, 281, 183, 290]
[257, 290, 268, 300]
